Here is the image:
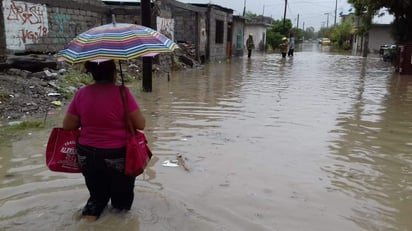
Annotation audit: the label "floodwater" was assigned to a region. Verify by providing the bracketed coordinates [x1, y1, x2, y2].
[1, 42, 412, 231]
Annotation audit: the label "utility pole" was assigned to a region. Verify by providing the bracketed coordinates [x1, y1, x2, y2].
[0, 2, 5, 60]
[243, 0, 246, 16]
[262, 5, 265, 22]
[296, 14, 299, 29]
[141, 0, 152, 92]
[262, 5, 265, 17]
[283, 0, 287, 28]
[324, 12, 330, 28]
[334, 0, 337, 25]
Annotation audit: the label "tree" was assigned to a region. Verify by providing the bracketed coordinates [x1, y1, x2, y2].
[348, 0, 412, 54]
[304, 27, 316, 40]
[384, 1, 412, 44]
[244, 11, 260, 23]
[347, 0, 380, 57]
[291, 28, 304, 41]
[266, 19, 292, 49]
[329, 18, 354, 49]
[318, 27, 332, 39]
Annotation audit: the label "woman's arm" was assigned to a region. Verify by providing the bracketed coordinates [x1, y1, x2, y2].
[63, 113, 81, 130]
[129, 109, 145, 130]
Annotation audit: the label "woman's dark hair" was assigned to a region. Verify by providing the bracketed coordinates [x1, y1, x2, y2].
[84, 60, 116, 82]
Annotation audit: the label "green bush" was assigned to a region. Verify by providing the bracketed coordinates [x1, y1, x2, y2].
[58, 69, 92, 99]
[61, 69, 93, 87]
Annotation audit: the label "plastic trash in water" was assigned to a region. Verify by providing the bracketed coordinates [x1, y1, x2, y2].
[162, 160, 179, 167]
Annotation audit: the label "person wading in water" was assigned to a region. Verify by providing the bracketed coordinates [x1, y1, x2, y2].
[246, 33, 255, 58]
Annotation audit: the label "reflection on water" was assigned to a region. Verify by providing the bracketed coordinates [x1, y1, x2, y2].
[1, 43, 412, 230]
[325, 68, 412, 231]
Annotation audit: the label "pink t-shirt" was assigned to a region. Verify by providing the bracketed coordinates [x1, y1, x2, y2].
[67, 84, 139, 149]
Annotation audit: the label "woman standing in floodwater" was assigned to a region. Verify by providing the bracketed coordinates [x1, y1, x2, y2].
[62, 60, 146, 221]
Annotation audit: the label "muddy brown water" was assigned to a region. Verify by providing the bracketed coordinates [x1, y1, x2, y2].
[1, 42, 412, 231]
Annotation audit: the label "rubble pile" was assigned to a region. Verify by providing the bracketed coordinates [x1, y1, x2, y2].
[0, 68, 67, 120]
[0, 48, 202, 120]
[175, 41, 200, 68]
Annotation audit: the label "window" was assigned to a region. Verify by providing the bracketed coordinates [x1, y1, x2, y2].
[215, 20, 224, 44]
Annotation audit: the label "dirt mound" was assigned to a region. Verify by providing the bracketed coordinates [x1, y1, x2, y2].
[0, 69, 68, 120]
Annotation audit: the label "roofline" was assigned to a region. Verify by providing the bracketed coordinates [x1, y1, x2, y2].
[189, 3, 233, 13]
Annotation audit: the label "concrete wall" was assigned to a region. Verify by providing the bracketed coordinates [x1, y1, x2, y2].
[245, 24, 267, 51]
[173, 8, 196, 43]
[0, 0, 235, 63]
[352, 24, 394, 54]
[0, 0, 6, 60]
[173, 8, 207, 60]
[162, 0, 233, 60]
[109, 6, 143, 25]
[207, 7, 231, 61]
[369, 25, 394, 53]
[231, 16, 245, 56]
[152, 0, 207, 62]
[1, 0, 107, 54]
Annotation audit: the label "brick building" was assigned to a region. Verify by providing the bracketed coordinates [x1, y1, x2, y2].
[0, 0, 245, 62]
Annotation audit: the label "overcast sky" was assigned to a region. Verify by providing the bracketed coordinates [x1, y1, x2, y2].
[179, 0, 353, 29]
[102, 0, 394, 30]
[177, 0, 393, 30]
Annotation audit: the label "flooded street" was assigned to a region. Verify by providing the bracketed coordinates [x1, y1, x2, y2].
[2, 42, 412, 230]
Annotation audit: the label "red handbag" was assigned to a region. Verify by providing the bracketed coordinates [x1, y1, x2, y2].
[120, 86, 152, 176]
[45, 128, 81, 173]
[125, 130, 153, 176]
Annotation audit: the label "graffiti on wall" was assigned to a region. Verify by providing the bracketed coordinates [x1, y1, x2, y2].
[2, 0, 49, 51]
[156, 16, 174, 41]
[48, 7, 76, 44]
[54, 8, 70, 34]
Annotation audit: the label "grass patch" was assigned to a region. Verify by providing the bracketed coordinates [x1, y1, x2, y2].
[122, 72, 136, 83]
[0, 120, 45, 140]
[60, 69, 93, 88]
[57, 65, 141, 99]
[58, 69, 93, 99]
[7, 120, 44, 130]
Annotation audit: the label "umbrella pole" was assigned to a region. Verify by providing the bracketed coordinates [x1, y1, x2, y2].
[119, 60, 124, 85]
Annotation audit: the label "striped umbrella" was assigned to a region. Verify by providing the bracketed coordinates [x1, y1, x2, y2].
[57, 23, 178, 64]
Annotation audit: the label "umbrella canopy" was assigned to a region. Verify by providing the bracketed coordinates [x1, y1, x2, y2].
[57, 23, 178, 64]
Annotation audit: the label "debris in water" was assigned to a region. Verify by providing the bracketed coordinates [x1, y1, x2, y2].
[177, 154, 190, 172]
[162, 160, 179, 167]
[162, 155, 190, 171]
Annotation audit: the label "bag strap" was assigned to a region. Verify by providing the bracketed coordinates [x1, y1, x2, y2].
[119, 85, 136, 135]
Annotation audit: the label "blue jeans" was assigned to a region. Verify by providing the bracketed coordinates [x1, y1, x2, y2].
[76, 143, 136, 218]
